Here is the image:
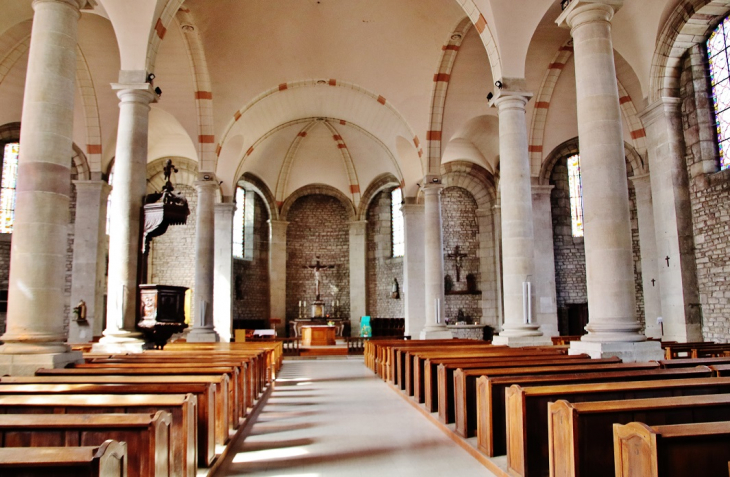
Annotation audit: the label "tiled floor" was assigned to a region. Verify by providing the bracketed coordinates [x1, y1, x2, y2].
[216, 358, 496, 476]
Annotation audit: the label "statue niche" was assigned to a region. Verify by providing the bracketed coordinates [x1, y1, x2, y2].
[138, 159, 191, 349]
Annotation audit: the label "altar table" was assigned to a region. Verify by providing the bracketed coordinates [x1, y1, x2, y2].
[301, 325, 336, 346]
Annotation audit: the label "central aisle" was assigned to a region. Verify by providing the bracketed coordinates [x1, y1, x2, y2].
[216, 358, 495, 476]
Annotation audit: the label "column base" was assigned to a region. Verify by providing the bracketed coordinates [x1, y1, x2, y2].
[0, 350, 83, 376]
[568, 339, 663, 362]
[186, 327, 220, 343]
[492, 334, 553, 347]
[91, 341, 146, 354]
[420, 326, 453, 340]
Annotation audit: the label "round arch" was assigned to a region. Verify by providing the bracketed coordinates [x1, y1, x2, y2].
[280, 183, 357, 222]
[357, 173, 401, 221]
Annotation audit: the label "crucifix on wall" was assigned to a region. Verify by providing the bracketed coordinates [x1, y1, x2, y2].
[304, 256, 335, 300]
[446, 245, 468, 282]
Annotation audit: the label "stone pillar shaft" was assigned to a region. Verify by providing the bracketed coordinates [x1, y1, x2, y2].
[269, 220, 288, 337]
[349, 220, 367, 336]
[532, 184, 559, 337]
[214, 202, 236, 343]
[0, 0, 84, 358]
[100, 84, 155, 348]
[492, 93, 545, 342]
[641, 98, 702, 342]
[402, 203, 425, 337]
[630, 174, 662, 338]
[421, 184, 451, 339]
[492, 203, 504, 329]
[188, 180, 219, 342]
[560, 1, 643, 342]
[68, 181, 111, 342]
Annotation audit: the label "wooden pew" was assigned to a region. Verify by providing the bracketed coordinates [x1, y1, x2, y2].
[408, 347, 569, 400]
[507, 376, 730, 477]
[659, 356, 730, 368]
[369, 339, 463, 380]
[476, 365, 713, 457]
[0, 439, 127, 477]
[384, 341, 486, 383]
[0, 374, 230, 447]
[447, 358, 642, 427]
[0, 394, 196, 477]
[613, 421, 730, 477]
[548, 394, 730, 477]
[37, 366, 240, 431]
[420, 352, 589, 412]
[0, 412, 169, 477]
[165, 341, 282, 381]
[0, 382, 215, 468]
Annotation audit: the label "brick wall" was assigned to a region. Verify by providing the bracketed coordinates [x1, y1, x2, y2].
[286, 195, 350, 323]
[150, 184, 196, 321]
[551, 157, 644, 325]
[681, 49, 730, 341]
[233, 192, 270, 323]
[442, 187, 482, 324]
[366, 189, 404, 318]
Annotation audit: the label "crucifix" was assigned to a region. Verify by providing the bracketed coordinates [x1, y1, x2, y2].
[304, 256, 335, 300]
[446, 245, 468, 282]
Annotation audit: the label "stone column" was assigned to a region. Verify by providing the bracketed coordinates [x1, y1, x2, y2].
[629, 174, 662, 339]
[532, 184, 559, 337]
[95, 83, 156, 353]
[420, 183, 451, 339]
[640, 98, 701, 342]
[68, 180, 111, 343]
[492, 202, 504, 330]
[491, 91, 549, 346]
[402, 202, 425, 337]
[214, 202, 236, 343]
[558, 0, 661, 361]
[188, 180, 219, 342]
[476, 208, 498, 329]
[0, 0, 87, 374]
[349, 220, 367, 336]
[268, 220, 288, 337]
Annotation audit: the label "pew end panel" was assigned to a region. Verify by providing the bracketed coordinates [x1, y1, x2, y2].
[0, 439, 128, 477]
[546, 400, 577, 477]
[613, 422, 659, 477]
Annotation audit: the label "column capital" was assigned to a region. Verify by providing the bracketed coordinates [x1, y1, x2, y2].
[401, 203, 424, 216]
[557, 0, 622, 30]
[111, 83, 157, 105]
[194, 180, 220, 193]
[32, 0, 86, 14]
[640, 97, 681, 127]
[73, 179, 112, 196]
[348, 219, 368, 227]
[421, 182, 444, 195]
[629, 173, 651, 186]
[490, 90, 533, 111]
[531, 184, 555, 196]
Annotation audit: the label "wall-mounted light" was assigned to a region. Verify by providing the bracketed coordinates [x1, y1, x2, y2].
[495, 80, 503, 89]
[147, 73, 155, 83]
[154, 86, 162, 97]
[203, 174, 212, 180]
[487, 92, 494, 101]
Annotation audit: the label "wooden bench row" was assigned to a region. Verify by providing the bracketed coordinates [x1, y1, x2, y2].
[372, 339, 730, 477]
[0, 341, 279, 476]
[0, 439, 127, 477]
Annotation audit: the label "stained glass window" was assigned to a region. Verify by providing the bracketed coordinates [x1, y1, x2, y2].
[708, 17, 730, 169]
[391, 187, 404, 257]
[233, 186, 245, 259]
[567, 154, 584, 238]
[0, 143, 19, 233]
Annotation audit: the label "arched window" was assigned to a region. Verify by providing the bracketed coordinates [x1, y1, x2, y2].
[567, 154, 584, 237]
[391, 187, 404, 257]
[233, 186, 245, 259]
[105, 168, 114, 235]
[708, 17, 730, 169]
[0, 142, 19, 233]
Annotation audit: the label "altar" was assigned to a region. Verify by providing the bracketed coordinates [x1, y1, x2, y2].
[301, 325, 336, 346]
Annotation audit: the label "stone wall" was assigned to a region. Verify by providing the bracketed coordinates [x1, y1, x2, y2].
[233, 192, 270, 323]
[681, 49, 730, 341]
[149, 184, 197, 321]
[366, 189, 403, 318]
[286, 194, 350, 323]
[442, 187, 482, 324]
[550, 156, 644, 325]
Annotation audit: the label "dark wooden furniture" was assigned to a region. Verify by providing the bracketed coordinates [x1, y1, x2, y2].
[0, 412, 169, 477]
[0, 439, 127, 477]
[137, 284, 188, 349]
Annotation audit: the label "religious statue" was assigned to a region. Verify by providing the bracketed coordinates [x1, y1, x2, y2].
[304, 256, 335, 301]
[72, 299, 87, 323]
[447, 245, 468, 282]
